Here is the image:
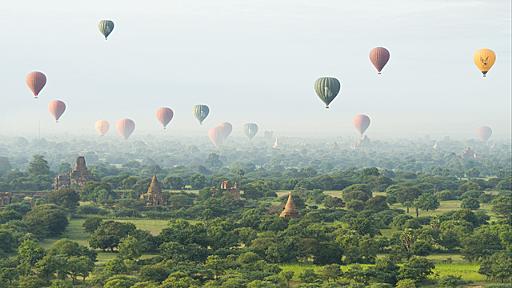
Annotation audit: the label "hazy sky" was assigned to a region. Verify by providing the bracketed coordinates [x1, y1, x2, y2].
[0, 0, 510, 139]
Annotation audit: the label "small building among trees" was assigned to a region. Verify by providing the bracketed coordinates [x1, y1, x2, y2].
[54, 156, 92, 190]
[211, 180, 240, 200]
[140, 176, 166, 206]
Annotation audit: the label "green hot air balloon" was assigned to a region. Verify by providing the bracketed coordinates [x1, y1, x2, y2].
[193, 105, 210, 124]
[314, 77, 341, 108]
[244, 123, 259, 139]
[98, 20, 115, 40]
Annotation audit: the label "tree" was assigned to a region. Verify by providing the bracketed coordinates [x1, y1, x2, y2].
[398, 257, 434, 283]
[48, 189, 80, 210]
[118, 235, 142, 260]
[395, 279, 416, 288]
[89, 221, 136, 251]
[461, 225, 503, 261]
[479, 252, 512, 282]
[28, 155, 51, 177]
[279, 271, 294, 288]
[413, 193, 439, 217]
[298, 269, 320, 283]
[320, 264, 342, 282]
[438, 275, 466, 288]
[82, 217, 103, 233]
[460, 198, 480, 210]
[23, 204, 68, 238]
[492, 193, 512, 224]
[17, 239, 45, 267]
[161, 271, 200, 288]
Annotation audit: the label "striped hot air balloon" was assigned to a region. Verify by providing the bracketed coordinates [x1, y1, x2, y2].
[48, 100, 66, 122]
[95, 120, 110, 136]
[193, 105, 210, 124]
[98, 20, 115, 40]
[369, 47, 390, 74]
[26, 71, 47, 98]
[314, 77, 341, 108]
[244, 123, 259, 139]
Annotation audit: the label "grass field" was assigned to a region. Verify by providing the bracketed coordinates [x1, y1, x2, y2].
[40, 217, 171, 264]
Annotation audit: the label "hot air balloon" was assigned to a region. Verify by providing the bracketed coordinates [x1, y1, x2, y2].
[477, 126, 492, 141]
[26, 71, 47, 98]
[314, 77, 341, 108]
[369, 47, 390, 74]
[116, 118, 135, 139]
[98, 20, 115, 40]
[95, 120, 110, 136]
[474, 49, 496, 77]
[156, 107, 174, 129]
[48, 100, 66, 122]
[219, 122, 232, 139]
[244, 123, 259, 139]
[353, 114, 371, 136]
[193, 105, 210, 124]
[208, 126, 224, 147]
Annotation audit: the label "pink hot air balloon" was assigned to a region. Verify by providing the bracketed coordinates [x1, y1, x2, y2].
[369, 47, 390, 74]
[353, 114, 371, 135]
[48, 100, 66, 122]
[116, 118, 136, 139]
[219, 122, 232, 139]
[477, 126, 492, 141]
[95, 120, 110, 136]
[26, 71, 47, 98]
[208, 126, 224, 147]
[156, 107, 174, 129]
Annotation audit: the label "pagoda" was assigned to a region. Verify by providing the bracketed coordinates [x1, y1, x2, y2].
[140, 176, 166, 206]
[280, 192, 299, 218]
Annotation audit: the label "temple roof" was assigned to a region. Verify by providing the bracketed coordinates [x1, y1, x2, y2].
[147, 175, 162, 195]
[280, 192, 299, 218]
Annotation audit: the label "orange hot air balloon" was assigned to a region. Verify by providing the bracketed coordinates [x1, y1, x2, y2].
[208, 126, 224, 147]
[474, 49, 496, 77]
[477, 126, 492, 141]
[369, 47, 390, 74]
[116, 118, 135, 139]
[156, 107, 174, 129]
[353, 114, 371, 135]
[219, 122, 232, 139]
[95, 120, 110, 136]
[26, 71, 47, 98]
[48, 100, 66, 122]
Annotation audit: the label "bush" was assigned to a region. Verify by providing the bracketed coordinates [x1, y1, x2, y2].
[438, 275, 466, 287]
[76, 205, 108, 216]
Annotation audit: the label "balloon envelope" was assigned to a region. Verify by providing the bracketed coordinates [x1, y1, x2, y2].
[208, 126, 224, 147]
[98, 20, 115, 39]
[156, 107, 174, 129]
[474, 49, 496, 77]
[353, 114, 371, 135]
[369, 47, 390, 74]
[95, 120, 110, 136]
[244, 123, 259, 139]
[219, 122, 232, 139]
[116, 119, 135, 139]
[48, 100, 66, 122]
[314, 77, 341, 108]
[26, 71, 47, 98]
[193, 105, 210, 124]
[477, 126, 492, 141]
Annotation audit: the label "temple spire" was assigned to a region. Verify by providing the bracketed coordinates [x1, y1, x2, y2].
[280, 192, 299, 218]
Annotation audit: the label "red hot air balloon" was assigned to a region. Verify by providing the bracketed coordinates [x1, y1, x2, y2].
[48, 100, 66, 122]
[208, 126, 224, 147]
[26, 71, 47, 98]
[116, 119, 136, 139]
[95, 120, 110, 136]
[156, 107, 174, 129]
[219, 122, 232, 139]
[353, 114, 371, 136]
[477, 126, 492, 141]
[369, 47, 390, 74]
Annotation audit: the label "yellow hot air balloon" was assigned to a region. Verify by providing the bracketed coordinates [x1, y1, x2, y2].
[473, 48, 496, 77]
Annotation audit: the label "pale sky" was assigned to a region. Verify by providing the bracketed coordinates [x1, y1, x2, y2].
[0, 0, 510, 140]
